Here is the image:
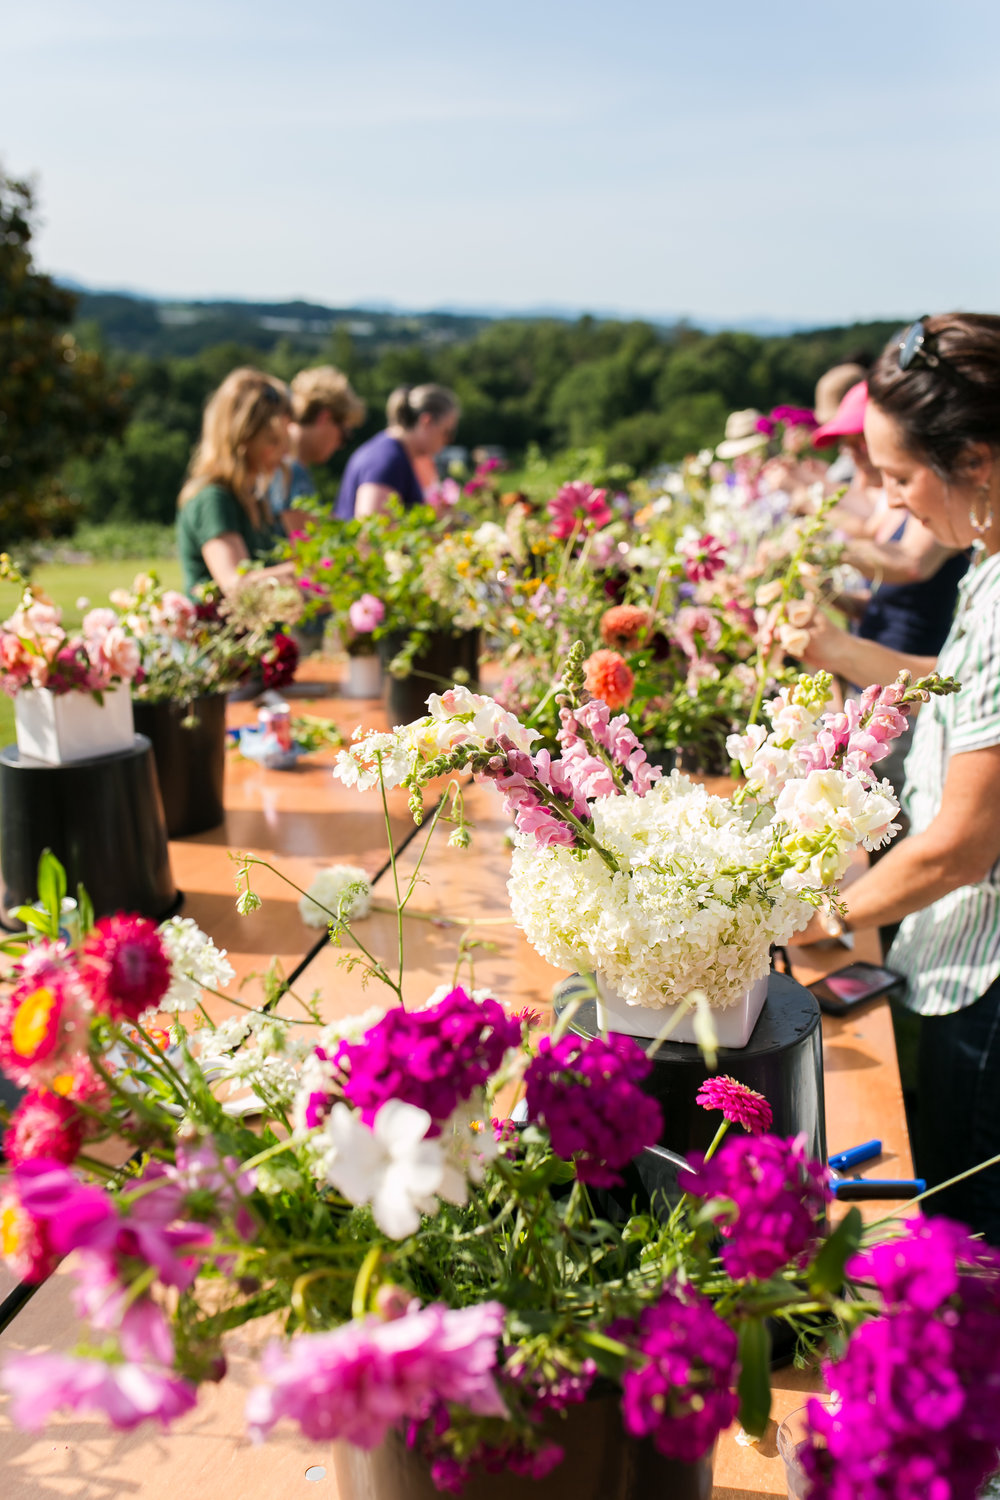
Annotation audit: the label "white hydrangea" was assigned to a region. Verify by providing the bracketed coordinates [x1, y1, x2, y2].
[157, 916, 236, 1012]
[298, 865, 372, 927]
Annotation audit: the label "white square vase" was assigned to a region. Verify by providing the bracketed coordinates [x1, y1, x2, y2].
[595, 971, 769, 1049]
[14, 684, 135, 765]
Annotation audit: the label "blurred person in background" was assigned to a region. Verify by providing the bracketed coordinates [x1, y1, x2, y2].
[335, 384, 460, 520]
[177, 368, 297, 595]
[268, 365, 366, 534]
[794, 313, 1000, 1241]
[814, 359, 868, 488]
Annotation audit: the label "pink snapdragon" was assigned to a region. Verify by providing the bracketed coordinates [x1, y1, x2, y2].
[245, 1301, 507, 1446]
[547, 481, 613, 540]
[349, 593, 386, 634]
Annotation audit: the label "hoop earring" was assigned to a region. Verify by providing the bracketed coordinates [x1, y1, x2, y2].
[970, 483, 994, 537]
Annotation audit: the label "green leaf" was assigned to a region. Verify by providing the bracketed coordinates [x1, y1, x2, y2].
[36, 849, 67, 928]
[9, 905, 56, 935]
[737, 1318, 772, 1439]
[808, 1207, 863, 1296]
[76, 882, 95, 937]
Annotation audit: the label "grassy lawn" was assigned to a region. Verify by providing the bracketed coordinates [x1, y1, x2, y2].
[0, 557, 184, 751]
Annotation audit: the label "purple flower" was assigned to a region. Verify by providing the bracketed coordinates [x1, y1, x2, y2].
[245, 1301, 507, 1446]
[686, 1133, 830, 1280]
[695, 1076, 773, 1135]
[524, 1033, 662, 1186]
[1, 1351, 197, 1431]
[336, 988, 521, 1132]
[618, 1286, 738, 1461]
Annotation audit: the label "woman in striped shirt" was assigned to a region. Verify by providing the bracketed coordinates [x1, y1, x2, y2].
[795, 313, 1000, 1242]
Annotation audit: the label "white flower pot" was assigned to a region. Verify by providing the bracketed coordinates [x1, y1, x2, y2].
[595, 971, 769, 1049]
[14, 684, 135, 765]
[345, 653, 383, 699]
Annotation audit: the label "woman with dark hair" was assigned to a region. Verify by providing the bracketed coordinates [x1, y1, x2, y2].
[334, 384, 460, 520]
[794, 314, 1000, 1240]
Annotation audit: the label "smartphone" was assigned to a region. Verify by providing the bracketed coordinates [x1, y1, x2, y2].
[810, 961, 905, 1016]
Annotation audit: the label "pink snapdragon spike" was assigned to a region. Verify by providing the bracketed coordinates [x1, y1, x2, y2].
[245, 1301, 507, 1447]
[801, 1219, 1000, 1500]
[547, 481, 613, 540]
[348, 593, 386, 634]
[1, 1352, 198, 1432]
[695, 1076, 773, 1135]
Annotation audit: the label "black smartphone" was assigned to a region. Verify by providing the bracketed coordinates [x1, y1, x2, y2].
[810, 960, 906, 1016]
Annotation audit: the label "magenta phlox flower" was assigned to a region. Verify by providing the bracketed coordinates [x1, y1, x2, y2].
[1, 1351, 197, 1432]
[617, 1286, 738, 1461]
[337, 988, 521, 1132]
[524, 1033, 662, 1186]
[695, 1076, 773, 1135]
[245, 1301, 507, 1446]
[686, 1132, 830, 1280]
[547, 482, 613, 540]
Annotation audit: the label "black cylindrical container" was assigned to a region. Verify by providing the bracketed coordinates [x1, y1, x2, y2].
[380, 629, 480, 724]
[132, 694, 227, 838]
[0, 736, 180, 928]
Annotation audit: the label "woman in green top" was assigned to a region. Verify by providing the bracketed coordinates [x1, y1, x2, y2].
[177, 368, 298, 595]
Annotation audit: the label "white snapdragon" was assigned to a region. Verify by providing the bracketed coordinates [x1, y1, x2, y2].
[298, 865, 372, 927]
[157, 916, 236, 1012]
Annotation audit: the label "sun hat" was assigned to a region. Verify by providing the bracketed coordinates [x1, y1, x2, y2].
[813, 362, 868, 425]
[813, 381, 868, 449]
[715, 409, 769, 460]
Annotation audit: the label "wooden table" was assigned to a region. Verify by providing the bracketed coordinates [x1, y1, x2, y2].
[0, 658, 915, 1500]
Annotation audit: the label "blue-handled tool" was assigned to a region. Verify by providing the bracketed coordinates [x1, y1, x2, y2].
[829, 1139, 882, 1173]
[833, 1177, 926, 1201]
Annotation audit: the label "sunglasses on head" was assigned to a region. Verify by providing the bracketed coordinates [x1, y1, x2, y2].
[897, 318, 972, 385]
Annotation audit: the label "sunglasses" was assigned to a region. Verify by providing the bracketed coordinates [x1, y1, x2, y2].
[897, 318, 971, 385]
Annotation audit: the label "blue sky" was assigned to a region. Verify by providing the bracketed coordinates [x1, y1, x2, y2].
[3, 0, 999, 324]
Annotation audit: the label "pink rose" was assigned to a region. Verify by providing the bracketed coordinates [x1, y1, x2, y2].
[348, 595, 386, 634]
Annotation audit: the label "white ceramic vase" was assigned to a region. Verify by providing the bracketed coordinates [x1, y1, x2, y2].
[14, 684, 135, 765]
[594, 971, 769, 1049]
[345, 653, 383, 699]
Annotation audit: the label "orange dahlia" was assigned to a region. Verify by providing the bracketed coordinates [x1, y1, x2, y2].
[600, 605, 652, 651]
[583, 649, 635, 710]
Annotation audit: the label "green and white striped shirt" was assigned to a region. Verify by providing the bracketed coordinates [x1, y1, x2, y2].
[889, 548, 1000, 1016]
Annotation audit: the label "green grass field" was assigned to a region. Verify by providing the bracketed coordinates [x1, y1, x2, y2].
[0, 557, 184, 751]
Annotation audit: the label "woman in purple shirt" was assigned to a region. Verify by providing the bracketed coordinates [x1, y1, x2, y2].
[335, 383, 460, 519]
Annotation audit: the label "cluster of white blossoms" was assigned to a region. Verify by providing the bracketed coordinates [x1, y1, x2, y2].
[333, 686, 538, 791]
[298, 865, 372, 928]
[156, 916, 236, 1013]
[508, 774, 809, 1012]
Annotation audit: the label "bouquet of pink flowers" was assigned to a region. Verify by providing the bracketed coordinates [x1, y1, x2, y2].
[0, 554, 139, 700]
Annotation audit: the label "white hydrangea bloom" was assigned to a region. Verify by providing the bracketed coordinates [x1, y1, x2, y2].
[157, 916, 236, 1012]
[298, 865, 372, 927]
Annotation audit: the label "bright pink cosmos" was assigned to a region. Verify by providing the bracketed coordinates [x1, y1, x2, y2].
[336, 987, 521, 1132]
[686, 1133, 830, 1281]
[524, 1033, 662, 1187]
[695, 1076, 773, 1135]
[80, 915, 171, 1023]
[618, 1286, 739, 1461]
[349, 593, 386, 634]
[3, 1087, 84, 1166]
[547, 481, 613, 540]
[1, 1351, 197, 1432]
[245, 1301, 507, 1446]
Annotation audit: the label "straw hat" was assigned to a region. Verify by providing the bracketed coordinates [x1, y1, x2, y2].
[813, 363, 867, 425]
[716, 410, 769, 460]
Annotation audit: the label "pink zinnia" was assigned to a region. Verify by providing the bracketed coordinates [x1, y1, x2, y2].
[547, 481, 613, 540]
[1, 1352, 197, 1432]
[246, 1301, 507, 1447]
[80, 914, 171, 1022]
[695, 1076, 772, 1135]
[583, 649, 634, 710]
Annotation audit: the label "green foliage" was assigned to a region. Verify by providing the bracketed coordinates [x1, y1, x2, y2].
[0, 174, 129, 540]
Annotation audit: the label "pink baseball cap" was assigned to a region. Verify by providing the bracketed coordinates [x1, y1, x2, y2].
[813, 380, 868, 449]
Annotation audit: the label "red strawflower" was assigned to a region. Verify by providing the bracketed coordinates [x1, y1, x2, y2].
[80, 915, 171, 1023]
[260, 630, 299, 689]
[600, 605, 652, 651]
[4, 1089, 84, 1167]
[695, 1075, 773, 1135]
[583, 649, 634, 710]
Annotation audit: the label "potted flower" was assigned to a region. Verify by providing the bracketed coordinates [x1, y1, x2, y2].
[336, 647, 955, 1047]
[343, 593, 386, 698]
[0, 555, 139, 765]
[1, 847, 998, 1498]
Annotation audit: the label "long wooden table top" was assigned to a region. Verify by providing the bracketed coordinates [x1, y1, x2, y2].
[0, 655, 915, 1500]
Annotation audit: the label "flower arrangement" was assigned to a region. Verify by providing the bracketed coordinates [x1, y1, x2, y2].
[0, 554, 139, 700]
[336, 649, 956, 1018]
[1, 836, 998, 1499]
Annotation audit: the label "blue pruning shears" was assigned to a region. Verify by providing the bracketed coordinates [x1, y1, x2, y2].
[828, 1139, 925, 1200]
